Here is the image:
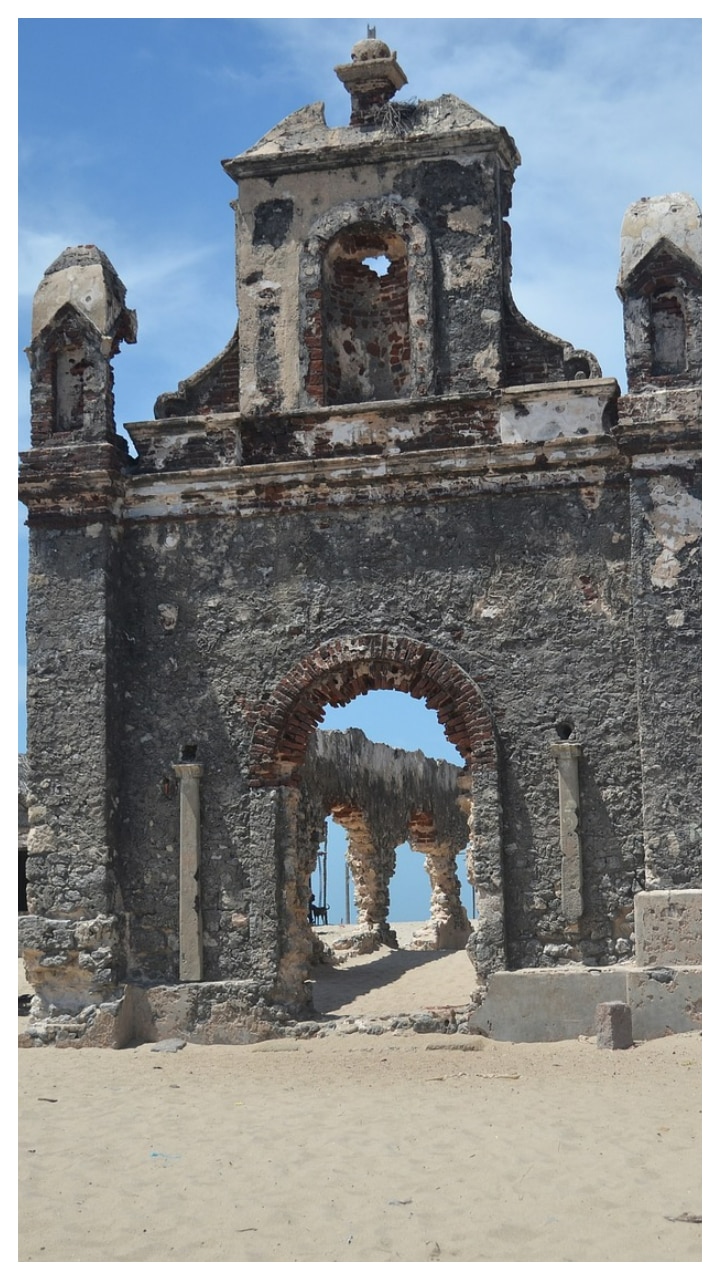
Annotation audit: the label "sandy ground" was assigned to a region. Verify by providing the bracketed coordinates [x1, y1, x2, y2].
[18, 934, 702, 1264]
[310, 922, 479, 1016]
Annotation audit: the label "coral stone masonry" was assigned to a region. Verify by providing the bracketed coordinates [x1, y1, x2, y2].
[19, 38, 700, 1046]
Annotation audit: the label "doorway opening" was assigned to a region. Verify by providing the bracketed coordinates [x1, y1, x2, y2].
[304, 689, 474, 961]
[251, 632, 504, 1004]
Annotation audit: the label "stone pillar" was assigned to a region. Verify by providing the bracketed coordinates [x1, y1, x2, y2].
[596, 1001, 633, 1050]
[331, 804, 389, 929]
[346, 831, 386, 928]
[426, 852, 471, 948]
[172, 762, 204, 981]
[550, 742, 583, 921]
[19, 246, 136, 1030]
[270, 785, 316, 1006]
[465, 764, 506, 980]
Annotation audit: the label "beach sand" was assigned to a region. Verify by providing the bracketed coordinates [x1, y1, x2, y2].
[18, 934, 701, 1263]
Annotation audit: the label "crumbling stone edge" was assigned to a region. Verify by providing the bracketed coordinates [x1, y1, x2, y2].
[18, 980, 482, 1049]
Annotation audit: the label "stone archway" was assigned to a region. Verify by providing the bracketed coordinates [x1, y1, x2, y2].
[249, 634, 496, 783]
[250, 634, 505, 1002]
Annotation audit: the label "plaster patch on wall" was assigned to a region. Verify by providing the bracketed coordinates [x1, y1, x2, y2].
[440, 245, 493, 291]
[646, 476, 701, 553]
[651, 547, 681, 589]
[499, 385, 614, 445]
[472, 350, 500, 383]
[446, 206, 487, 235]
[158, 603, 178, 632]
[471, 597, 502, 620]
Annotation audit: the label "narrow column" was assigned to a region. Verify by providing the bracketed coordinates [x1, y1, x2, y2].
[332, 804, 388, 928]
[550, 742, 583, 920]
[172, 761, 204, 981]
[345, 834, 378, 927]
[427, 853, 470, 936]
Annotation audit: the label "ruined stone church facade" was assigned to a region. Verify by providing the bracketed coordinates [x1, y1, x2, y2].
[20, 38, 701, 1045]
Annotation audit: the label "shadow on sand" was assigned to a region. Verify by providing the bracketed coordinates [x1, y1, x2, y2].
[310, 946, 454, 1015]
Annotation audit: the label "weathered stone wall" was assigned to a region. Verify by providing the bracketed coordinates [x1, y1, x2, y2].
[105, 471, 643, 981]
[20, 517, 128, 1010]
[19, 39, 700, 1043]
[21, 404, 699, 1016]
[223, 91, 590, 418]
[627, 452, 701, 887]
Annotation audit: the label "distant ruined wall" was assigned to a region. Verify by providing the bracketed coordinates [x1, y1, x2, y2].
[296, 728, 471, 951]
[302, 727, 468, 855]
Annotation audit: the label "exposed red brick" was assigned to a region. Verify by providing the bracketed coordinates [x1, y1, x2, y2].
[249, 634, 497, 787]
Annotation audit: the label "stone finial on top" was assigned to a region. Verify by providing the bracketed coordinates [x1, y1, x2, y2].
[616, 194, 701, 391]
[27, 245, 137, 447]
[335, 31, 408, 127]
[31, 244, 137, 357]
[617, 193, 701, 291]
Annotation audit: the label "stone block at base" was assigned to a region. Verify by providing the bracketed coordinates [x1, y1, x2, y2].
[468, 969, 627, 1041]
[469, 965, 702, 1042]
[627, 967, 702, 1040]
[634, 890, 701, 967]
[596, 1001, 633, 1049]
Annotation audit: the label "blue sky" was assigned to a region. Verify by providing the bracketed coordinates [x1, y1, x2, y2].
[17, 15, 702, 922]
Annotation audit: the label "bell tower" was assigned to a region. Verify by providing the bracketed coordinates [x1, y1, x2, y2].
[221, 37, 597, 420]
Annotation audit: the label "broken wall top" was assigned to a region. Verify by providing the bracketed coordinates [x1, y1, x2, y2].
[222, 95, 520, 181]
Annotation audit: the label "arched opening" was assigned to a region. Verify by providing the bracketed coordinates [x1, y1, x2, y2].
[54, 345, 88, 432]
[320, 689, 472, 942]
[650, 287, 687, 375]
[322, 224, 410, 406]
[308, 814, 355, 927]
[249, 634, 496, 785]
[307, 810, 475, 934]
[252, 635, 504, 1009]
[299, 689, 478, 1016]
[301, 199, 435, 408]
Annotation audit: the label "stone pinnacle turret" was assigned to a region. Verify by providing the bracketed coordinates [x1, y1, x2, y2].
[334, 32, 408, 127]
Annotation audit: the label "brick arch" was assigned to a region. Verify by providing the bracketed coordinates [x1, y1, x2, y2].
[249, 634, 497, 787]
